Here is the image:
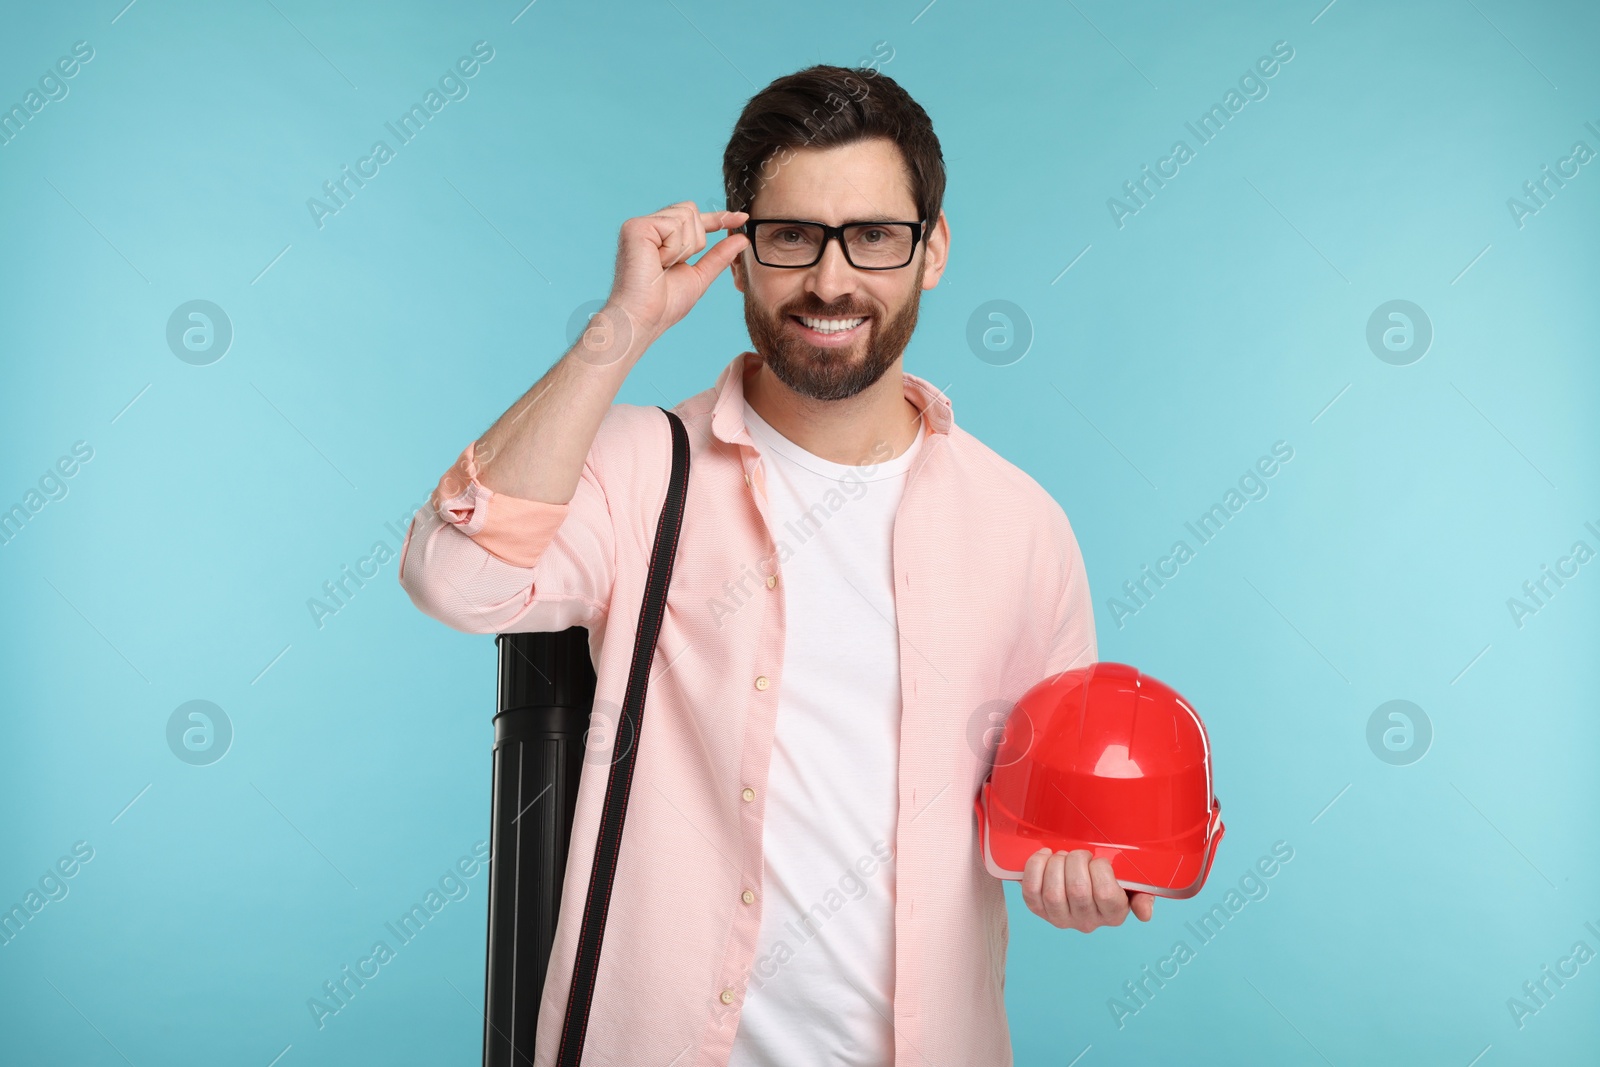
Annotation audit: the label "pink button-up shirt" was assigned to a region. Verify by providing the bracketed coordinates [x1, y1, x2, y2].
[398, 350, 1097, 1066]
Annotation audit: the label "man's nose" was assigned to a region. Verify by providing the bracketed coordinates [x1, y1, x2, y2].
[804, 237, 860, 307]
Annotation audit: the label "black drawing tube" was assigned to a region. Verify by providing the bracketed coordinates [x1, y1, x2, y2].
[484, 627, 596, 1067]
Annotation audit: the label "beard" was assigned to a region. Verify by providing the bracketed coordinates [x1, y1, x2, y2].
[742, 265, 925, 402]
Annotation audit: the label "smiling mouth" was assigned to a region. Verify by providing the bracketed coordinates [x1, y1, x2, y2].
[793, 314, 867, 333]
[788, 314, 870, 342]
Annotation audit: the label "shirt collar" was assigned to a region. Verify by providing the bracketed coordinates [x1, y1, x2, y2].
[709, 350, 953, 449]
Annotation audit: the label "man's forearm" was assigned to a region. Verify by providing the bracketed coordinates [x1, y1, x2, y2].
[472, 306, 647, 505]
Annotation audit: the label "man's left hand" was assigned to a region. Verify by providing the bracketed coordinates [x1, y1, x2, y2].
[1020, 847, 1155, 932]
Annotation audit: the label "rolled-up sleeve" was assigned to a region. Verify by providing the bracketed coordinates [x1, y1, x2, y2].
[1042, 510, 1097, 677]
[397, 433, 616, 636]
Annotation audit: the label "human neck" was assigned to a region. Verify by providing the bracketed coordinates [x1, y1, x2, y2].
[743, 354, 923, 466]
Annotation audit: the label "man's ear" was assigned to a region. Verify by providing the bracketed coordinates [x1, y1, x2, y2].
[730, 246, 748, 293]
[920, 210, 950, 291]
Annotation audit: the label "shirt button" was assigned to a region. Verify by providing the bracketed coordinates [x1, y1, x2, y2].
[766, 574, 777, 588]
[720, 989, 736, 1004]
[744, 473, 751, 487]
[755, 675, 769, 691]
[742, 889, 755, 905]
[742, 787, 756, 802]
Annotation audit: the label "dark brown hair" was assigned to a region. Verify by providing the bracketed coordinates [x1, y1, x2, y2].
[722, 64, 945, 225]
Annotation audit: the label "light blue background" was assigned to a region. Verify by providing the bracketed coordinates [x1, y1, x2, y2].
[2, 1, 1597, 1064]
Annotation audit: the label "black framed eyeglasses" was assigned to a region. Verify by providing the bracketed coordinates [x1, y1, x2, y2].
[743, 218, 927, 270]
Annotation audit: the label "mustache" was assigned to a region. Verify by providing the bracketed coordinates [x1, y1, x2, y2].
[782, 303, 873, 319]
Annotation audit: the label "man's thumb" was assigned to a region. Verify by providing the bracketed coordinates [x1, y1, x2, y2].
[688, 233, 748, 288]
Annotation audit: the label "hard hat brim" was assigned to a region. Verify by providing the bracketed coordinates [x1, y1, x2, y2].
[975, 782, 1225, 899]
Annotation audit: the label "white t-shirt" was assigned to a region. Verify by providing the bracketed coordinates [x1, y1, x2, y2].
[728, 398, 926, 1067]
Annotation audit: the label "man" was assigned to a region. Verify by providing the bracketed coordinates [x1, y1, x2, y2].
[399, 64, 1152, 1066]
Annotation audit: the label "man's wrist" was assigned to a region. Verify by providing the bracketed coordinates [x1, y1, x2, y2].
[566, 301, 653, 370]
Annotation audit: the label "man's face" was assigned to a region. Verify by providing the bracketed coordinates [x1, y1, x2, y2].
[731, 137, 948, 402]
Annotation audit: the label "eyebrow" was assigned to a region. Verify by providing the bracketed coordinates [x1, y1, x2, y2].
[763, 212, 914, 223]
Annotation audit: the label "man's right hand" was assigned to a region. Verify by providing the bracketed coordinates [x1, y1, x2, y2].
[601, 203, 749, 356]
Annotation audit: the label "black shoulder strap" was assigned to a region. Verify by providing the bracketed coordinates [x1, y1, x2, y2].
[555, 405, 690, 1066]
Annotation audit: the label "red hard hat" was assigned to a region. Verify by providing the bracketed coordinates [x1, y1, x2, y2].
[974, 662, 1224, 899]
